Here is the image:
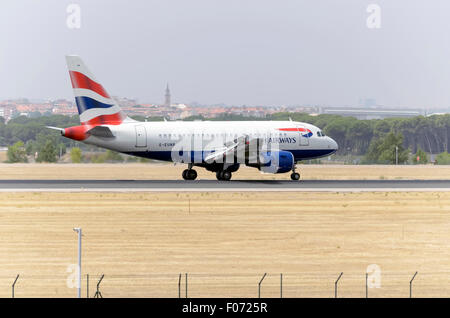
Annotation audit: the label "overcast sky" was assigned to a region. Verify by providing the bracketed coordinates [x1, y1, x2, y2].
[1, 0, 450, 108]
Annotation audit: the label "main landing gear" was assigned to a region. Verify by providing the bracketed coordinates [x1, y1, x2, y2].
[290, 167, 300, 181]
[216, 170, 232, 181]
[182, 169, 197, 180]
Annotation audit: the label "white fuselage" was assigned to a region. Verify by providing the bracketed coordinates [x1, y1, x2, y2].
[81, 120, 338, 163]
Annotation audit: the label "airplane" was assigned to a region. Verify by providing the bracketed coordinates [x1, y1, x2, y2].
[47, 55, 338, 181]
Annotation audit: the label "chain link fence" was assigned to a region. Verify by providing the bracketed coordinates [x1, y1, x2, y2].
[3, 271, 450, 298]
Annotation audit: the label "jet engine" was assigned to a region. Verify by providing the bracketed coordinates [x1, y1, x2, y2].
[259, 151, 295, 174]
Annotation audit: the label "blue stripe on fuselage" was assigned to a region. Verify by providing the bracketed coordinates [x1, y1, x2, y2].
[75, 96, 114, 114]
[123, 149, 336, 162]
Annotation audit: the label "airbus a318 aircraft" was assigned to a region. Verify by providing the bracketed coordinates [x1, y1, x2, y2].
[48, 56, 338, 181]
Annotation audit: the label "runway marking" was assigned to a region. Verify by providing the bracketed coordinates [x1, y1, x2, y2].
[0, 188, 449, 192]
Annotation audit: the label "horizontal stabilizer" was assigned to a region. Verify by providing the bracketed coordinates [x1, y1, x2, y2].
[86, 126, 115, 138]
[45, 126, 65, 135]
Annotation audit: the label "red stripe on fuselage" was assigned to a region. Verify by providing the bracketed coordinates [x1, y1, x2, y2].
[69, 71, 110, 99]
[278, 128, 307, 132]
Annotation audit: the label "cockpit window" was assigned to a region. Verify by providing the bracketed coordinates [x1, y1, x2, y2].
[317, 131, 326, 137]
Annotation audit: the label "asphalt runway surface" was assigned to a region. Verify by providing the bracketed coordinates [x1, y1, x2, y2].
[0, 179, 449, 192]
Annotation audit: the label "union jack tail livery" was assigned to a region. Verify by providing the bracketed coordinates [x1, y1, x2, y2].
[66, 55, 133, 126]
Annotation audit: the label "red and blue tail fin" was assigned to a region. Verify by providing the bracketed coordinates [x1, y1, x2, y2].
[65, 55, 134, 126]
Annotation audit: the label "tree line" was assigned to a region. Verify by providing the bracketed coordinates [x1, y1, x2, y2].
[267, 113, 450, 155]
[1, 112, 450, 164]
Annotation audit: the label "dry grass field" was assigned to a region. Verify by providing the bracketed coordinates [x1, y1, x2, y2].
[0, 163, 449, 180]
[0, 191, 449, 298]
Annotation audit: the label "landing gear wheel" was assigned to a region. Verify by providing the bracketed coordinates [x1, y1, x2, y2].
[182, 169, 197, 180]
[221, 171, 232, 181]
[187, 169, 197, 180]
[290, 172, 300, 181]
[216, 171, 232, 181]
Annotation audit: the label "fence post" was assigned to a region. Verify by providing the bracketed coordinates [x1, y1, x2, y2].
[94, 274, 104, 298]
[335, 272, 343, 298]
[258, 273, 267, 298]
[410, 272, 418, 298]
[178, 274, 182, 298]
[365, 273, 368, 298]
[280, 273, 283, 298]
[12, 274, 19, 298]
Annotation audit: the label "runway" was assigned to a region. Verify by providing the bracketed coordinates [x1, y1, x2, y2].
[0, 179, 449, 192]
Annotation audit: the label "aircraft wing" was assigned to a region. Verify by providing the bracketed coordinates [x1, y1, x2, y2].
[204, 135, 262, 164]
[204, 142, 240, 163]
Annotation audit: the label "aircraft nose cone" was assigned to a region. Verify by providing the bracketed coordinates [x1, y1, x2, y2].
[329, 137, 338, 151]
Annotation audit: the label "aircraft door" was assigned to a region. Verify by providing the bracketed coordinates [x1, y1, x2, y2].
[297, 126, 309, 146]
[135, 125, 147, 147]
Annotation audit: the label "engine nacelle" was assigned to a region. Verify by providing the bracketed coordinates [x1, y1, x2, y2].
[259, 151, 295, 174]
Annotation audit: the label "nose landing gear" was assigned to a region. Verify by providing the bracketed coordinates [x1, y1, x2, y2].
[290, 166, 300, 181]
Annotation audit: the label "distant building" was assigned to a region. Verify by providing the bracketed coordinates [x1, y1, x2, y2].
[0, 105, 15, 122]
[359, 98, 376, 108]
[164, 83, 171, 107]
[319, 107, 425, 120]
